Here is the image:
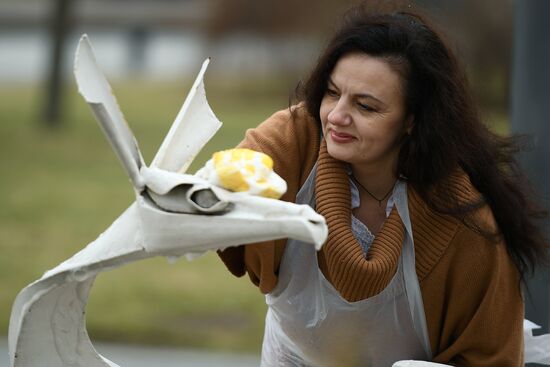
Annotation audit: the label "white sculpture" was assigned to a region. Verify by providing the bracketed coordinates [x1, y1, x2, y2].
[7, 35, 328, 367]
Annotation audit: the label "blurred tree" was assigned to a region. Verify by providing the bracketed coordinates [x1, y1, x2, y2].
[206, 0, 353, 37]
[44, 0, 72, 128]
[127, 26, 149, 76]
[422, 0, 514, 114]
[203, 0, 357, 98]
[206, 0, 513, 114]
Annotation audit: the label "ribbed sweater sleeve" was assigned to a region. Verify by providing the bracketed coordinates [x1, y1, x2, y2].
[217, 106, 320, 293]
[423, 224, 524, 367]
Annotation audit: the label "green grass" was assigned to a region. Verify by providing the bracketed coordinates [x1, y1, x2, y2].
[0, 80, 288, 352]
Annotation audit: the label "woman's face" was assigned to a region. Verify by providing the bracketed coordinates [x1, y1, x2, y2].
[320, 53, 412, 171]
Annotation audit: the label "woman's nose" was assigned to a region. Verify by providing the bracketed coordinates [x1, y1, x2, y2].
[327, 100, 352, 126]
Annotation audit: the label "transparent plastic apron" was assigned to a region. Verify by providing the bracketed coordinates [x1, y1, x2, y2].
[261, 164, 432, 367]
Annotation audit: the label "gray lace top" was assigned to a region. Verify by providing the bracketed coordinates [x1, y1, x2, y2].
[348, 172, 395, 255]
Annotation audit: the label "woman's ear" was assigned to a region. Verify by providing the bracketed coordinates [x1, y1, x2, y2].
[405, 114, 414, 135]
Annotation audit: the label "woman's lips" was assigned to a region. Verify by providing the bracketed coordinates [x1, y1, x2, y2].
[329, 130, 355, 143]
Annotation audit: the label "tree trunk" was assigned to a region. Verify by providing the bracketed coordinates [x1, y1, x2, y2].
[43, 0, 71, 127]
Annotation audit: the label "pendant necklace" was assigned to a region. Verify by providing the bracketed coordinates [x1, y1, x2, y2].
[351, 176, 395, 207]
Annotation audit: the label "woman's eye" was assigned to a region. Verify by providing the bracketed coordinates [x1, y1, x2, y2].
[358, 102, 376, 112]
[326, 89, 339, 97]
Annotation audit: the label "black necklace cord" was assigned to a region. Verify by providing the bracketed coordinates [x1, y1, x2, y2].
[351, 175, 396, 207]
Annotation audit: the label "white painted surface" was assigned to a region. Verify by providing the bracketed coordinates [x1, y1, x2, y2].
[524, 320, 550, 364]
[150, 58, 221, 173]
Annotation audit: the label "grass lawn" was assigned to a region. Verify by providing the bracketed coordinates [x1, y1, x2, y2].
[0, 80, 289, 352]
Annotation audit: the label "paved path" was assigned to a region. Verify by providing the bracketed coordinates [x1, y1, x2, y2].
[0, 338, 260, 367]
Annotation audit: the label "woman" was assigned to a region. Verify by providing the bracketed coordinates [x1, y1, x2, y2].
[218, 4, 549, 366]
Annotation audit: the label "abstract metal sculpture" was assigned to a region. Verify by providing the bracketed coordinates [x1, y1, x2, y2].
[8, 35, 327, 367]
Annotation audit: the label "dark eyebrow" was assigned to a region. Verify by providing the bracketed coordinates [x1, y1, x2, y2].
[327, 79, 339, 91]
[327, 77, 386, 106]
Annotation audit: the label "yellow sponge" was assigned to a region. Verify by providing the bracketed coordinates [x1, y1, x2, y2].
[196, 148, 287, 199]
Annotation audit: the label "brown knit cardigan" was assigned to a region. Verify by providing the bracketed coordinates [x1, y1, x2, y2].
[218, 107, 524, 366]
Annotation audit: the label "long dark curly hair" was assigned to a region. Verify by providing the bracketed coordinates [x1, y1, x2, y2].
[294, 4, 549, 280]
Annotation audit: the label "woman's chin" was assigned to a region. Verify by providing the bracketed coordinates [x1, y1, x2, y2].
[326, 144, 354, 163]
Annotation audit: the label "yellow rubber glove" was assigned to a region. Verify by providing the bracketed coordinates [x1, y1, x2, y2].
[196, 148, 287, 199]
